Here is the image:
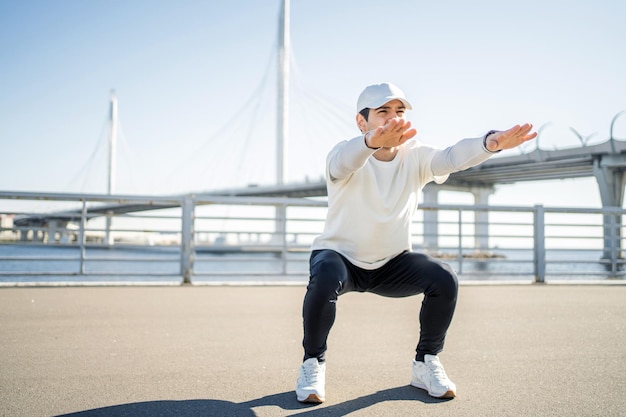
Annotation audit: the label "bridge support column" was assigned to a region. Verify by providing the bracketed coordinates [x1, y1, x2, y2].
[47, 220, 59, 243]
[423, 184, 494, 251]
[45, 220, 70, 244]
[471, 186, 494, 251]
[593, 157, 626, 261]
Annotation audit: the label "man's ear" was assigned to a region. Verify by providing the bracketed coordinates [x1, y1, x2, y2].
[356, 113, 367, 133]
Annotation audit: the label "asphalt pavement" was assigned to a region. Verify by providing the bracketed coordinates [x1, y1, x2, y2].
[1, 284, 625, 417]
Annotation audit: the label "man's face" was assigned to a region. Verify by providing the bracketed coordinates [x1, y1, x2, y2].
[358, 99, 407, 132]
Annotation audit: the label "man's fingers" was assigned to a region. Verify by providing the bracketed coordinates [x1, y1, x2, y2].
[516, 124, 537, 142]
[524, 131, 538, 141]
[504, 123, 535, 140]
[372, 118, 413, 145]
[505, 124, 523, 137]
[517, 124, 533, 136]
[403, 128, 418, 141]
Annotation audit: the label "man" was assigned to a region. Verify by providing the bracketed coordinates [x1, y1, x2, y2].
[295, 82, 537, 403]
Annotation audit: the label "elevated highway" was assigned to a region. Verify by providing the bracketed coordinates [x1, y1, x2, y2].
[204, 138, 626, 207]
[13, 138, 626, 217]
[10, 139, 626, 259]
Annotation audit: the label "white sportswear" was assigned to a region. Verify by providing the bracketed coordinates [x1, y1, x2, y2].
[311, 135, 496, 269]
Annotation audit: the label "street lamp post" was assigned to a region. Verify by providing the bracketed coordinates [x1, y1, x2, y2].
[610, 110, 626, 140]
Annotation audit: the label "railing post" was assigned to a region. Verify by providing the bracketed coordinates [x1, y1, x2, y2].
[457, 208, 463, 274]
[105, 210, 114, 246]
[271, 202, 289, 275]
[79, 200, 87, 275]
[180, 195, 195, 284]
[533, 204, 546, 283]
[608, 210, 618, 275]
[278, 204, 288, 275]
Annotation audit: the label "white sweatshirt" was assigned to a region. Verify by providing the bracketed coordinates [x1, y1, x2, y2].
[311, 134, 495, 269]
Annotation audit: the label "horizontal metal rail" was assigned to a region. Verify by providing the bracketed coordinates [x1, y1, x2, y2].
[1, 191, 624, 284]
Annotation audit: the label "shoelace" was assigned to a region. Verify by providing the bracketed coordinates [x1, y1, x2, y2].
[303, 363, 321, 384]
[426, 359, 449, 381]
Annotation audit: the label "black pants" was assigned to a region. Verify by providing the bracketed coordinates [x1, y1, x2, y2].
[302, 249, 458, 362]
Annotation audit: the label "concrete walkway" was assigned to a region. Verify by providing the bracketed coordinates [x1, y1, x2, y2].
[1, 284, 625, 417]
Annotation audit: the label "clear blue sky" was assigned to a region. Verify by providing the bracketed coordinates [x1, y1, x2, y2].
[1, 0, 625, 208]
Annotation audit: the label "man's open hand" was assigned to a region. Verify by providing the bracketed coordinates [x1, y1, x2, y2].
[365, 117, 418, 149]
[485, 124, 537, 152]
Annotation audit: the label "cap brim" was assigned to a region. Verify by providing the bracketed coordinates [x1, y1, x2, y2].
[361, 97, 412, 112]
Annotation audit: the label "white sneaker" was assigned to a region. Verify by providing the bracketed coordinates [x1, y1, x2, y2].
[411, 354, 457, 398]
[296, 358, 326, 403]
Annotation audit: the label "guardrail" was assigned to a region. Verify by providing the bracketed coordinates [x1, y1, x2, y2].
[0, 191, 624, 284]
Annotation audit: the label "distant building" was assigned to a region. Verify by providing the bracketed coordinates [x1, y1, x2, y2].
[0, 214, 16, 240]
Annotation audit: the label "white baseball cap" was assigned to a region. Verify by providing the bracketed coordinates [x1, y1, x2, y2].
[356, 82, 412, 114]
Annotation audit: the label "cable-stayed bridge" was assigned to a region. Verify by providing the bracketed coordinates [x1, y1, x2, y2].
[7, 0, 626, 261]
[40, 0, 626, 210]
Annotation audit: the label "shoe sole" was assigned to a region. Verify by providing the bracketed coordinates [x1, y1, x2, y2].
[411, 382, 456, 399]
[297, 393, 325, 403]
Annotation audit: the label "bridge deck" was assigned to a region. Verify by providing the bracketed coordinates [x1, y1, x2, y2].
[208, 138, 626, 196]
[9, 139, 626, 222]
[1, 284, 624, 417]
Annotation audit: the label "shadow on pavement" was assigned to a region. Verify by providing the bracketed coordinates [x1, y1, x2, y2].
[56, 385, 449, 416]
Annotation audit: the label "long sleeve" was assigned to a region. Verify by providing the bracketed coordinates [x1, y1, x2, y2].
[430, 136, 494, 177]
[327, 135, 376, 182]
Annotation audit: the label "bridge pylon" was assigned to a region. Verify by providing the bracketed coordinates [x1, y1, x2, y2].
[593, 156, 626, 261]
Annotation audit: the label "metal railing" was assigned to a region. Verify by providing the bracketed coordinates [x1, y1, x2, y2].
[1, 191, 624, 284]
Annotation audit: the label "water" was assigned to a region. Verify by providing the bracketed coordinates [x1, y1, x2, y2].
[0, 244, 620, 284]
[0, 244, 310, 284]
